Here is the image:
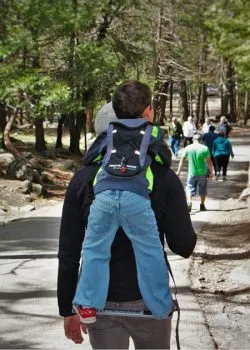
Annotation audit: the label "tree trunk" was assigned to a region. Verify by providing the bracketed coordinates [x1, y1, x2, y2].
[154, 81, 169, 125]
[83, 111, 87, 154]
[199, 82, 207, 125]
[83, 88, 95, 133]
[4, 112, 22, 158]
[69, 111, 84, 154]
[55, 114, 67, 149]
[227, 61, 237, 122]
[196, 34, 207, 125]
[195, 84, 201, 125]
[0, 102, 7, 148]
[86, 109, 94, 133]
[169, 79, 173, 118]
[188, 82, 194, 117]
[179, 80, 189, 121]
[35, 119, 46, 152]
[221, 87, 229, 116]
[153, 6, 165, 125]
[244, 91, 250, 125]
[206, 99, 210, 117]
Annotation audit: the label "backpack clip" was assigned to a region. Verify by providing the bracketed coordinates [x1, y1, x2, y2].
[121, 157, 127, 173]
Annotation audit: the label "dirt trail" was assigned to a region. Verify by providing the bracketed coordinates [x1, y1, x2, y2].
[185, 129, 250, 350]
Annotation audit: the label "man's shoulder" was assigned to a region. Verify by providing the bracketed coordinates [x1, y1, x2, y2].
[198, 143, 209, 153]
[151, 164, 180, 186]
[184, 143, 193, 151]
[70, 164, 98, 186]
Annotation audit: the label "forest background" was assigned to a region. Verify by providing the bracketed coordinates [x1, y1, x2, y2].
[0, 0, 249, 157]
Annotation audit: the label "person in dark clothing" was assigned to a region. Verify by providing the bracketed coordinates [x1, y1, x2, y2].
[57, 94, 197, 349]
[218, 116, 232, 138]
[202, 125, 218, 175]
[168, 117, 183, 158]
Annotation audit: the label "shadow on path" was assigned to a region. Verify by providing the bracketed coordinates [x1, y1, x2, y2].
[0, 217, 60, 254]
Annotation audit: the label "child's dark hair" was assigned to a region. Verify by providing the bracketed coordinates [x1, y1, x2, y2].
[112, 80, 152, 119]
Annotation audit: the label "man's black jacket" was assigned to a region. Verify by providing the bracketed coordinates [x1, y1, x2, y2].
[57, 162, 197, 317]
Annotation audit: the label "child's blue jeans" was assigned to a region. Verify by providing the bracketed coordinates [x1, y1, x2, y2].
[73, 190, 173, 319]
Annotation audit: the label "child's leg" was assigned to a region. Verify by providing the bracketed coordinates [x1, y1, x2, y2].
[73, 190, 119, 310]
[119, 191, 173, 320]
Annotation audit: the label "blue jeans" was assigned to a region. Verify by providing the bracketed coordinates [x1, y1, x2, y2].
[169, 136, 181, 157]
[186, 175, 207, 196]
[73, 190, 173, 319]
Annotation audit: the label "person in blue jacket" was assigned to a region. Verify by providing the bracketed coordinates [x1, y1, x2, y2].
[212, 130, 234, 180]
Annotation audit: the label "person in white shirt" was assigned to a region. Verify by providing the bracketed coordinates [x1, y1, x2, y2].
[202, 117, 214, 135]
[183, 116, 197, 147]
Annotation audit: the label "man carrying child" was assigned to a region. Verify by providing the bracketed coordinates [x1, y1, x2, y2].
[57, 80, 196, 349]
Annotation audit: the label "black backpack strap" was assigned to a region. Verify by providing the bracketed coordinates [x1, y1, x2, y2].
[104, 123, 115, 165]
[138, 123, 153, 167]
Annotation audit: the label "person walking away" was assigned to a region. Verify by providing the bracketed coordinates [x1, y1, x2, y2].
[218, 116, 232, 138]
[72, 81, 173, 323]
[201, 117, 214, 135]
[183, 116, 197, 147]
[168, 117, 183, 159]
[176, 133, 213, 212]
[58, 85, 197, 349]
[202, 125, 218, 175]
[212, 129, 234, 181]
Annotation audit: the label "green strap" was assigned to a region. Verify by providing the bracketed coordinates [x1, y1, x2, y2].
[93, 154, 103, 162]
[93, 166, 102, 186]
[146, 166, 154, 191]
[155, 154, 163, 164]
[151, 125, 159, 138]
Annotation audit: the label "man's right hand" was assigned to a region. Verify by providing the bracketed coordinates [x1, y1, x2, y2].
[64, 315, 87, 344]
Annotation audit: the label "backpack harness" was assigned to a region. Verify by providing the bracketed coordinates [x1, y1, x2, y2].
[92, 119, 163, 198]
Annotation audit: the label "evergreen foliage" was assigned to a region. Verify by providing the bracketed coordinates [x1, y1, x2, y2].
[0, 0, 249, 153]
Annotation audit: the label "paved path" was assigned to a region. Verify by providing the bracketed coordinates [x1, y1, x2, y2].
[0, 129, 249, 349]
[170, 128, 250, 349]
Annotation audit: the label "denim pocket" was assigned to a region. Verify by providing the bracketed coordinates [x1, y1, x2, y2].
[87, 200, 113, 235]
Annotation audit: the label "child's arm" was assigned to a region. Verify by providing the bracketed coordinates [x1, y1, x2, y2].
[148, 127, 172, 167]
